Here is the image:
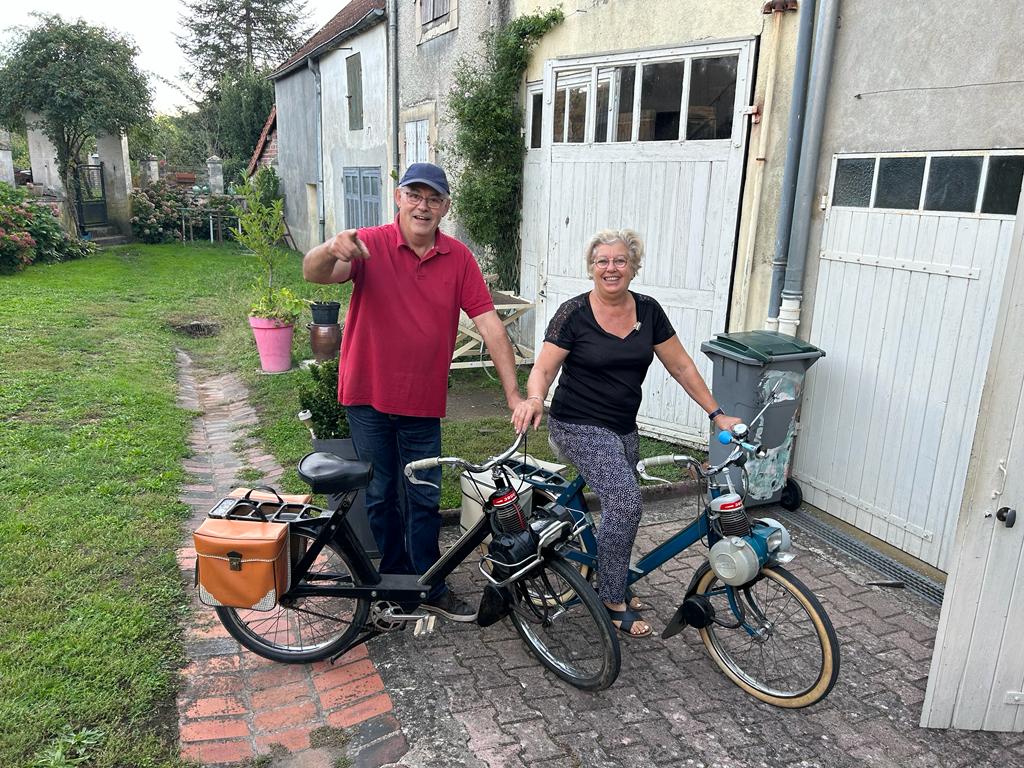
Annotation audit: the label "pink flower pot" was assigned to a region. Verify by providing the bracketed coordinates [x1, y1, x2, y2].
[249, 316, 294, 372]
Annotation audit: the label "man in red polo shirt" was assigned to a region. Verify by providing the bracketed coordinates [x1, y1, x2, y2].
[302, 163, 522, 620]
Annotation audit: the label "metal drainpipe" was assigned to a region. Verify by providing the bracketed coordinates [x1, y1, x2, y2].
[734, 5, 786, 331]
[765, 0, 816, 330]
[778, 0, 839, 336]
[308, 57, 326, 244]
[388, 0, 400, 194]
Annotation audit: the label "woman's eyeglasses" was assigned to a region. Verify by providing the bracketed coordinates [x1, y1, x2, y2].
[593, 257, 629, 270]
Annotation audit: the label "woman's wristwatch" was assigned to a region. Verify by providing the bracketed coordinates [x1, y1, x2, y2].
[707, 407, 724, 421]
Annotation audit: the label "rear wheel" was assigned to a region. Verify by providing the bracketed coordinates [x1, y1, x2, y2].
[509, 555, 620, 691]
[216, 529, 370, 663]
[693, 564, 839, 708]
[780, 478, 803, 511]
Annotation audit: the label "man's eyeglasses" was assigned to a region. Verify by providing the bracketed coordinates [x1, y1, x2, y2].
[593, 257, 629, 270]
[403, 190, 447, 210]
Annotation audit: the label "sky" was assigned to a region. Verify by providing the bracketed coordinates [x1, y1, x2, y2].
[2, 1, 347, 115]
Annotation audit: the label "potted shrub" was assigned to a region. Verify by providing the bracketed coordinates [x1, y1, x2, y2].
[232, 183, 303, 372]
[298, 359, 378, 555]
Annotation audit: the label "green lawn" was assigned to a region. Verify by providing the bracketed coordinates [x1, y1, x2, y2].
[0, 243, 695, 766]
[0, 243, 317, 767]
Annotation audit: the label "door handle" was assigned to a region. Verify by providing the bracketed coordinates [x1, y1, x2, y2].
[996, 507, 1016, 528]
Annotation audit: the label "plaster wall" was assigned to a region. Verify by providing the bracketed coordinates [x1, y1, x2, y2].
[0, 129, 14, 185]
[274, 70, 321, 254]
[320, 22, 391, 234]
[96, 132, 133, 236]
[513, 0, 803, 331]
[25, 114, 64, 195]
[397, 0, 512, 245]
[799, 0, 1024, 339]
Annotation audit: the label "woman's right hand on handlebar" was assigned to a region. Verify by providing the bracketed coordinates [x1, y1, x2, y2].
[511, 395, 544, 433]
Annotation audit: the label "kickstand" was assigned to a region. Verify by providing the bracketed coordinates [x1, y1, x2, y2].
[329, 629, 381, 664]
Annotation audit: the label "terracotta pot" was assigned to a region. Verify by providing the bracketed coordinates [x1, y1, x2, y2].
[308, 322, 342, 363]
[249, 316, 294, 372]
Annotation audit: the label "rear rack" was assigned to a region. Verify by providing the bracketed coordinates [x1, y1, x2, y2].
[206, 496, 328, 524]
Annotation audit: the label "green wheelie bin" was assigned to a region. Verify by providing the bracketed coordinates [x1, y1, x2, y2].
[700, 330, 824, 509]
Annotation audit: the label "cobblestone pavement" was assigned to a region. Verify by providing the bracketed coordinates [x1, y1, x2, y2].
[174, 352, 408, 767]
[369, 498, 1024, 768]
[172, 358, 1024, 767]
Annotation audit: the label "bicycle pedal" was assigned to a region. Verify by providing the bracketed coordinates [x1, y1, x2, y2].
[413, 615, 437, 637]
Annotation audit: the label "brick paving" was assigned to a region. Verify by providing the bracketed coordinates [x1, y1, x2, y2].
[174, 351, 407, 767]
[173, 354, 1024, 766]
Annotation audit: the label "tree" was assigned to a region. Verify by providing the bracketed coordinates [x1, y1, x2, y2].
[178, 0, 312, 90]
[214, 67, 275, 165]
[0, 14, 150, 232]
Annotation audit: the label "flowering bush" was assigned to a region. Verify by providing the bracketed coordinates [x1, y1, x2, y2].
[130, 182, 196, 243]
[0, 182, 93, 274]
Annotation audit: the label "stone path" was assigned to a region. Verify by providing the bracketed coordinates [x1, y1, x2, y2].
[174, 351, 408, 767]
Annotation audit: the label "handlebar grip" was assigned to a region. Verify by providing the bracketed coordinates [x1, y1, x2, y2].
[404, 457, 441, 474]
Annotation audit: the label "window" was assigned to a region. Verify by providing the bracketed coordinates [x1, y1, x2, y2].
[346, 53, 363, 131]
[528, 91, 543, 149]
[421, 0, 450, 26]
[546, 54, 738, 145]
[639, 61, 685, 141]
[687, 57, 737, 140]
[417, 0, 457, 43]
[344, 167, 381, 228]
[831, 152, 1024, 215]
[405, 119, 429, 164]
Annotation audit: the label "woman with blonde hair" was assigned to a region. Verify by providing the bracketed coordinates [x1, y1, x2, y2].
[512, 228, 739, 637]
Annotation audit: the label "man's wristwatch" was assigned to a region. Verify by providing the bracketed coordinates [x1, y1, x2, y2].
[707, 407, 724, 421]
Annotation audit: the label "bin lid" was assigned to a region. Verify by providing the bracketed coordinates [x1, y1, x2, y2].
[701, 330, 825, 364]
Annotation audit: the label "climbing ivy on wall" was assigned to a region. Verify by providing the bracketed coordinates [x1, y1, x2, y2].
[446, 9, 564, 292]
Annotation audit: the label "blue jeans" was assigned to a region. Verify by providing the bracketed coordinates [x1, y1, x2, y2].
[345, 405, 446, 600]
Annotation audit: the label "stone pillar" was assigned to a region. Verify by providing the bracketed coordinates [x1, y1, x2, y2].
[140, 155, 160, 186]
[25, 113, 65, 195]
[207, 155, 224, 194]
[0, 129, 14, 186]
[95, 131, 134, 236]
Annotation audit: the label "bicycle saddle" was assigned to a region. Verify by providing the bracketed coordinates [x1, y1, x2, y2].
[297, 452, 373, 493]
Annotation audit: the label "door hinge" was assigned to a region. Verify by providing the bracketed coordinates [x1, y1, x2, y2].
[741, 104, 761, 124]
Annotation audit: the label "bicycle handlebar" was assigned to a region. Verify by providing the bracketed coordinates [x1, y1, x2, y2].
[636, 424, 766, 483]
[403, 432, 527, 487]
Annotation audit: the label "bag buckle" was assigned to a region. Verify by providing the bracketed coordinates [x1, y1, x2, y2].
[227, 551, 243, 571]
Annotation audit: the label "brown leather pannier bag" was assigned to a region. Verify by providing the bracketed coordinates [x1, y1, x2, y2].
[194, 508, 290, 611]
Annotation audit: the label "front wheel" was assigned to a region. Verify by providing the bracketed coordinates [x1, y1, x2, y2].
[694, 564, 839, 708]
[509, 555, 620, 691]
[216, 528, 370, 663]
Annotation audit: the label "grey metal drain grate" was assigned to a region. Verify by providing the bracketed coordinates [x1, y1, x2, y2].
[772, 507, 946, 606]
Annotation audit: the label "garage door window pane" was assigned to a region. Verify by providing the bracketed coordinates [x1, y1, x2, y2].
[530, 92, 543, 149]
[552, 89, 565, 143]
[833, 158, 874, 207]
[925, 156, 982, 212]
[639, 61, 685, 141]
[567, 86, 587, 143]
[614, 66, 635, 142]
[594, 81, 610, 143]
[875, 157, 925, 209]
[981, 155, 1024, 215]
[687, 56, 737, 140]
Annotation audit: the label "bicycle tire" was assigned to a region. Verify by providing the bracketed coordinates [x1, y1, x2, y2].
[216, 528, 370, 663]
[508, 555, 620, 691]
[693, 564, 839, 708]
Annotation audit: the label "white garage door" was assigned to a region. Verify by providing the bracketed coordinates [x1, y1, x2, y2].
[795, 150, 1023, 570]
[521, 39, 754, 444]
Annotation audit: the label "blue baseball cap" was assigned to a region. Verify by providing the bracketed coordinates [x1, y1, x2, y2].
[398, 162, 450, 196]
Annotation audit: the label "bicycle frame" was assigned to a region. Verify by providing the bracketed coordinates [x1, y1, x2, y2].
[282, 488, 497, 604]
[527, 475, 715, 592]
